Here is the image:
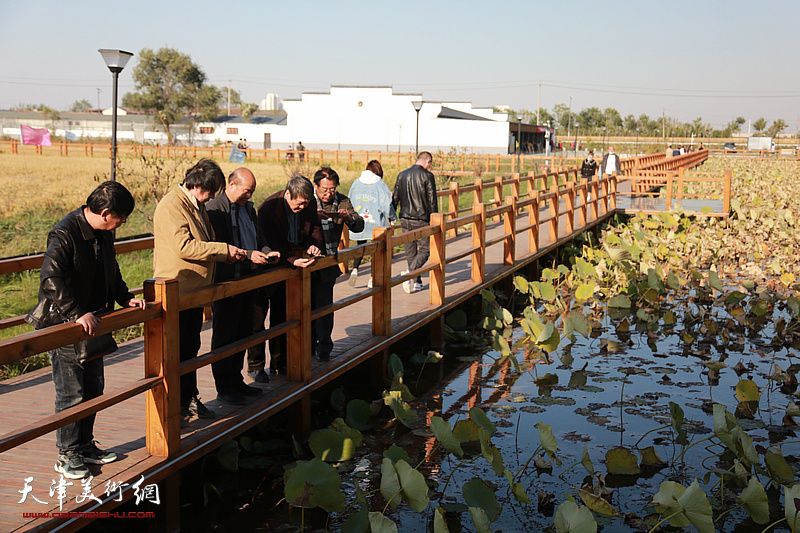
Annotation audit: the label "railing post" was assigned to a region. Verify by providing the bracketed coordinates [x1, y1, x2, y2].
[548, 184, 559, 243]
[503, 196, 516, 266]
[471, 203, 486, 283]
[372, 226, 393, 336]
[511, 173, 521, 201]
[493, 176, 503, 221]
[429, 213, 446, 306]
[578, 179, 588, 227]
[601, 174, 611, 216]
[143, 278, 180, 457]
[473, 178, 483, 206]
[609, 174, 617, 212]
[723, 170, 732, 218]
[528, 191, 540, 254]
[286, 267, 311, 381]
[448, 181, 459, 238]
[677, 168, 685, 201]
[338, 228, 350, 275]
[665, 173, 674, 211]
[565, 183, 575, 234]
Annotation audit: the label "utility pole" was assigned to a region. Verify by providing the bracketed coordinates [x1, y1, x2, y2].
[96, 88, 101, 111]
[537, 82, 541, 125]
[227, 79, 231, 115]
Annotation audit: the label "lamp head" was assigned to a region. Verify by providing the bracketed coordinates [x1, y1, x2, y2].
[98, 49, 133, 74]
[411, 100, 423, 112]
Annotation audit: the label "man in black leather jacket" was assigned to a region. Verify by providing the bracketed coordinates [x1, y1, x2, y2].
[26, 181, 145, 480]
[392, 151, 437, 292]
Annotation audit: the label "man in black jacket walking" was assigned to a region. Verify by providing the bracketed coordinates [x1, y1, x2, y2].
[392, 152, 437, 293]
[26, 182, 146, 479]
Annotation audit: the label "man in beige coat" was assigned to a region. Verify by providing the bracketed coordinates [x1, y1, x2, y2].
[153, 159, 246, 421]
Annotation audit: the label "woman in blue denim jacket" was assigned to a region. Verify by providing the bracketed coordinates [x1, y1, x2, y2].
[346, 160, 397, 287]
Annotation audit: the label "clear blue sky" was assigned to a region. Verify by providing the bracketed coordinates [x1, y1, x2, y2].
[1, 0, 798, 130]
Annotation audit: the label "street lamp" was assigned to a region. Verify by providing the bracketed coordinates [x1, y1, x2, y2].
[411, 100, 423, 154]
[602, 126, 607, 152]
[517, 119, 523, 174]
[574, 123, 579, 158]
[567, 95, 573, 144]
[98, 48, 133, 181]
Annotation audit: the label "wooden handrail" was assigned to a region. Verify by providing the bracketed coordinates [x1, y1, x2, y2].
[0, 149, 721, 465]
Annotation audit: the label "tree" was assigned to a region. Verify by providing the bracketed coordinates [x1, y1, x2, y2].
[69, 99, 92, 112]
[752, 117, 767, 135]
[767, 119, 787, 138]
[122, 47, 219, 144]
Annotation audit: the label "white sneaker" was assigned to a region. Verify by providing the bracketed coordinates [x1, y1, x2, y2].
[367, 277, 373, 288]
[401, 270, 411, 293]
[348, 268, 358, 286]
[413, 282, 424, 292]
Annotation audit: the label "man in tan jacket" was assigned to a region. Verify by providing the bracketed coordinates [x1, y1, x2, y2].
[153, 159, 246, 421]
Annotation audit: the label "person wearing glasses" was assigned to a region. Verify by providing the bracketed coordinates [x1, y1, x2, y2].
[310, 167, 364, 362]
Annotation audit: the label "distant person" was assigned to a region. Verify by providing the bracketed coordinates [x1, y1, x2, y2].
[206, 168, 280, 404]
[580, 150, 598, 181]
[347, 160, 396, 288]
[311, 167, 364, 361]
[257, 174, 323, 374]
[580, 150, 598, 202]
[296, 141, 306, 161]
[392, 151, 438, 293]
[600, 146, 621, 177]
[153, 159, 247, 421]
[26, 182, 146, 479]
[679, 145, 686, 155]
[237, 138, 249, 151]
[672, 145, 681, 157]
[665, 145, 673, 158]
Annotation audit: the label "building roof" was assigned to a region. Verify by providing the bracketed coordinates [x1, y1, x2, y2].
[437, 106, 493, 121]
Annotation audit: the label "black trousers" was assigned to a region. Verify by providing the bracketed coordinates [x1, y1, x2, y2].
[179, 307, 204, 407]
[211, 290, 254, 393]
[310, 268, 337, 359]
[246, 287, 269, 372]
[401, 218, 430, 283]
[269, 281, 287, 372]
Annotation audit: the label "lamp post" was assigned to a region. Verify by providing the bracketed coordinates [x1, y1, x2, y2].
[574, 123, 579, 158]
[602, 126, 607, 153]
[567, 95, 573, 144]
[411, 100, 423, 154]
[517, 119, 523, 174]
[98, 49, 133, 181]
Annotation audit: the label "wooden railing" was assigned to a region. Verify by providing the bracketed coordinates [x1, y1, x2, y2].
[0, 164, 625, 458]
[0, 140, 584, 173]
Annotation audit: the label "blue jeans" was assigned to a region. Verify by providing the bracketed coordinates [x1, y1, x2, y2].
[50, 345, 104, 454]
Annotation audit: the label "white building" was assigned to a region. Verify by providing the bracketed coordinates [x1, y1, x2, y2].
[2, 86, 528, 154]
[279, 86, 510, 154]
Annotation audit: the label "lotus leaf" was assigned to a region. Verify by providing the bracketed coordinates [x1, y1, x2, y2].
[639, 446, 667, 467]
[383, 445, 411, 465]
[785, 485, 800, 533]
[735, 477, 769, 524]
[433, 507, 450, 533]
[470, 406, 497, 435]
[284, 458, 345, 512]
[765, 446, 795, 486]
[445, 309, 468, 329]
[554, 500, 597, 533]
[735, 379, 760, 402]
[577, 488, 621, 517]
[430, 416, 464, 458]
[380, 458, 429, 512]
[605, 448, 640, 475]
[453, 419, 483, 443]
[581, 444, 594, 475]
[346, 399, 374, 431]
[309, 428, 356, 462]
[468, 507, 493, 533]
[463, 478, 500, 522]
[368, 512, 399, 533]
[382, 390, 419, 427]
[214, 440, 240, 472]
[388, 353, 404, 378]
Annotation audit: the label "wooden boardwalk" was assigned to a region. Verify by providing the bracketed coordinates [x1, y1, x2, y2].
[0, 150, 719, 531]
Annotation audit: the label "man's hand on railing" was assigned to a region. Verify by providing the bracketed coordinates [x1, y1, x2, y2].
[125, 298, 146, 310]
[76, 312, 100, 336]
